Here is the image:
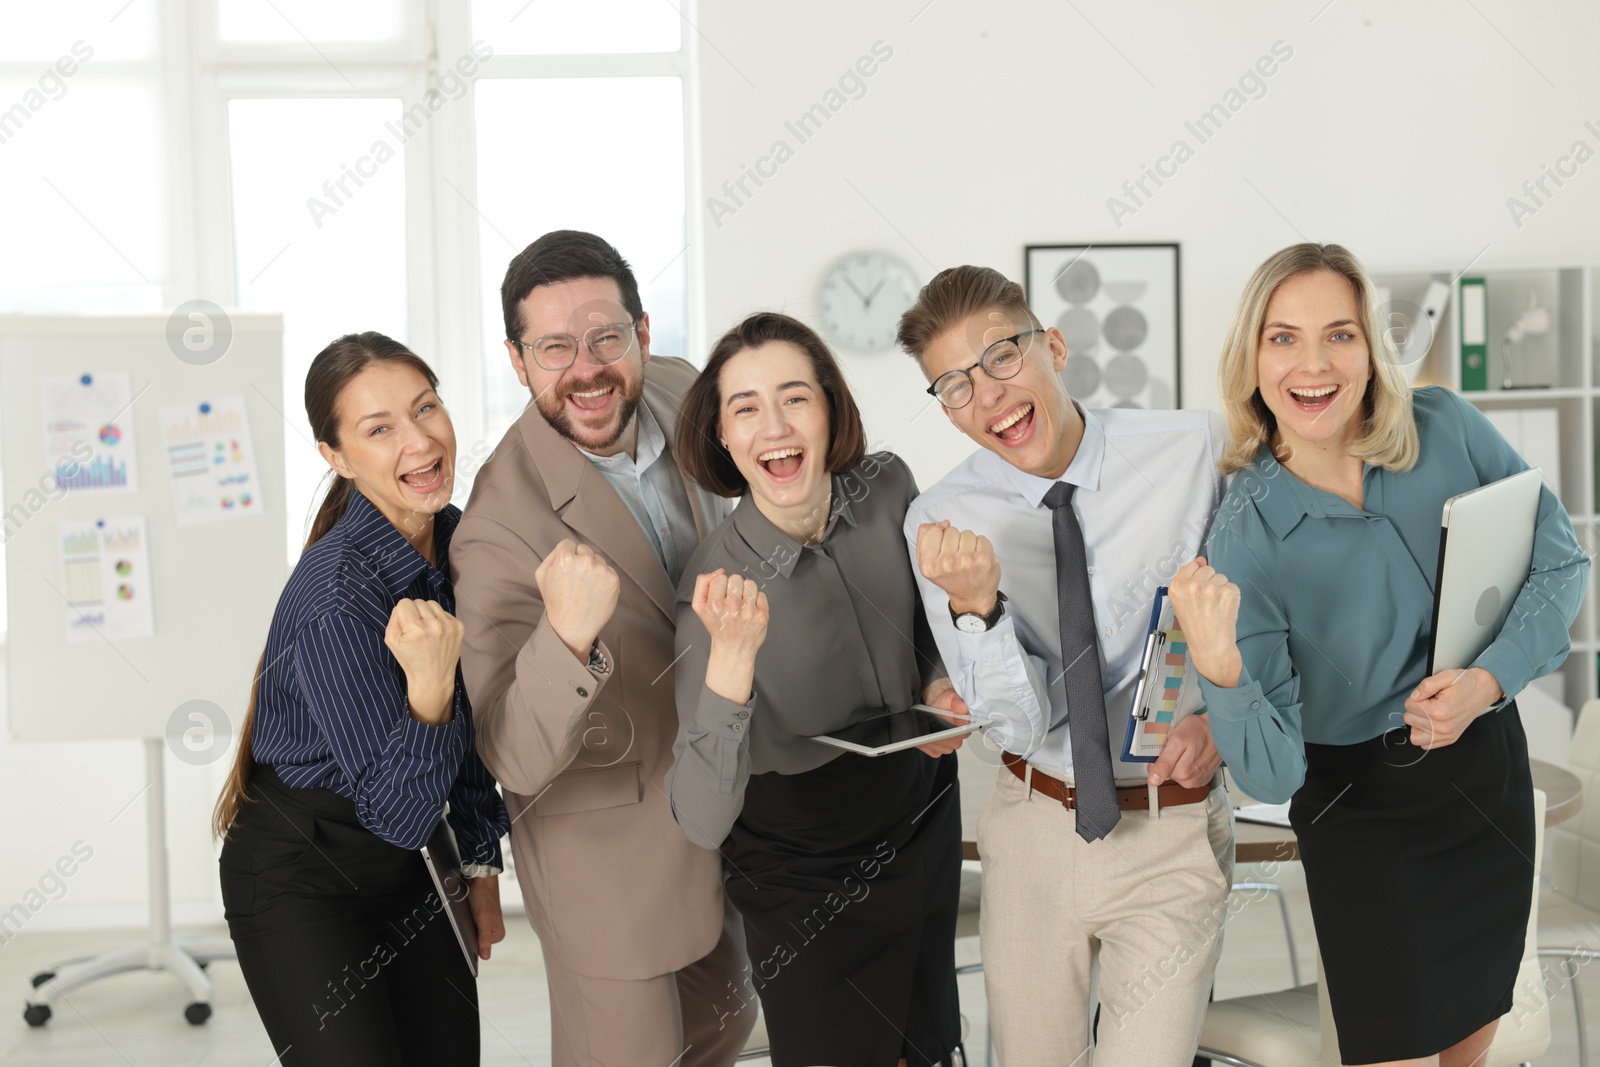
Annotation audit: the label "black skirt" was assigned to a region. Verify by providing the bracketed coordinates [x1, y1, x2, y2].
[722, 747, 963, 1067]
[1289, 703, 1535, 1064]
[219, 765, 479, 1067]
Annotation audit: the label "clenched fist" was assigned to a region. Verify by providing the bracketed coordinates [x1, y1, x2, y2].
[1167, 557, 1243, 687]
[915, 520, 1001, 615]
[693, 569, 769, 705]
[536, 539, 621, 663]
[385, 597, 465, 725]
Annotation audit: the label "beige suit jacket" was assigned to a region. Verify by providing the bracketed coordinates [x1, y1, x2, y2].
[451, 356, 731, 981]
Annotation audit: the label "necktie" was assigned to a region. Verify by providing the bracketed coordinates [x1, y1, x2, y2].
[1042, 481, 1120, 842]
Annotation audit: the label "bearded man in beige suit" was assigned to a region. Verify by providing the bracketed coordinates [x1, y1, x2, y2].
[450, 230, 751, 1066]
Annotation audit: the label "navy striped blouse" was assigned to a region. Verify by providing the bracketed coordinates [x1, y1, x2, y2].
[250, 486, 508, 868]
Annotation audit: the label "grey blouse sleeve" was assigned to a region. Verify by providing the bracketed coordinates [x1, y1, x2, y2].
[664, 584, 756, 851]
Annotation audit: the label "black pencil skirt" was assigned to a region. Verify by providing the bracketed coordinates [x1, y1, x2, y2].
[219, 764, 478, 1067]
[722, 747, 963, 1067]
[1289, 703, 1535, 1064]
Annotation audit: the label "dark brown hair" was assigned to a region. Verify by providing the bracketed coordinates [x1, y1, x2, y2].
[676, 312, 866, 497]
[212, 331, 440, 840]
[896, 264, 1036, 365]
[500, 230, 644, 343]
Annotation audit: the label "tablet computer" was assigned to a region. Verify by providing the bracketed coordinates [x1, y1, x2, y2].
[1428, 467, 1543, 674]
[420, 817, 480, 978]
[807, 704, 985, 757]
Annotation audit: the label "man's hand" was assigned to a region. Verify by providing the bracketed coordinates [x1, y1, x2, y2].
[916, 677, 971, 758]
[1147, 713, 1221, 789]
[1167, 557, 1243, 687]
[536, 539, 621, 663]
[1403, 667, 1503, 750]
[466, 874, 505, 961]
[915, 520, 1002, 616]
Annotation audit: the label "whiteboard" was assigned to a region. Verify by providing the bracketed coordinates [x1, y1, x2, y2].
[1, 314, 287, 742]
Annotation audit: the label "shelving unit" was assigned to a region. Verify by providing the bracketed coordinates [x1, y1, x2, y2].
[1377, 266, 1598, 711]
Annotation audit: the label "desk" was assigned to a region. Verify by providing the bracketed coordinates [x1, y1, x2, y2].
[961, 758, 1584, 864]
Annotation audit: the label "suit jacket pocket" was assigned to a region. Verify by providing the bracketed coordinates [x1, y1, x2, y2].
[535, 761, 643, 817]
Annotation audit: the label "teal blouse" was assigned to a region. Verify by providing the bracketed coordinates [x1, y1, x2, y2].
[1199, 386, 1591, 804]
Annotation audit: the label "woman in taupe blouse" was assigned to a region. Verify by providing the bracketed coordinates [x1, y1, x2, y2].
[665, 312, 966, 1067]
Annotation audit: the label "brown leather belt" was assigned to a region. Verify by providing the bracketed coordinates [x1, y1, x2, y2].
[1002, 751, 1212, 810]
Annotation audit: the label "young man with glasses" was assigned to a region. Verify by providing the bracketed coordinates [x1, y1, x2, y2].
[450, 230, 751, 1066]
[898, 265, 1235, 1066]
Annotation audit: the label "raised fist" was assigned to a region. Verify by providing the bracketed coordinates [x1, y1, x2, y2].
[1167, 556, 1243, 686]
[385, 597, 465, 724]
[536, 539, 621, 662]
[692, 570, 769, 660]
[916, 520, 1002, 615]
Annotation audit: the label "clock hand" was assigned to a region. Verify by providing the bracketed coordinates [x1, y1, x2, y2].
[841, 276, 869, 303]
[861, 279, 887, 309]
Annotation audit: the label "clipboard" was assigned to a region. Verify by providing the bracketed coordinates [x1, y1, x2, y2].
[1120, 587, 1204, 762]
[420, 817, 480, 978]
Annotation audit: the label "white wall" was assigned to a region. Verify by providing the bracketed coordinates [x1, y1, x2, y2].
[694, 0, 1600, 489]
[5, 0, 1600, 934]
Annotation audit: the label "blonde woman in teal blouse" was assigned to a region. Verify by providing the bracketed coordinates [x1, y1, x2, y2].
[1171, 243, 1589, 1067]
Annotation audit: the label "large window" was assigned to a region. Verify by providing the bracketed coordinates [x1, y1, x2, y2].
[0, 0, 698, 637]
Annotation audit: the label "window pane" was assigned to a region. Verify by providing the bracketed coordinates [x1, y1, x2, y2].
[0, 2, 156, 62]
[472, 0, 680, 55]
[229, 98, 408, 564]
[0, 74, 164, 305]
[217, 0, 404, 43]
[474, 77, 685, 439]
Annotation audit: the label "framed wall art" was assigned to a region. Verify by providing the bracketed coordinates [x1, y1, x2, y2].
[1024, 243, 1181, 408]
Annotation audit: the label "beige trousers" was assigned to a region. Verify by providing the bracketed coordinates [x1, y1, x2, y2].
[977, 767, 1235, 1067]
[543, 897, 754, 1067]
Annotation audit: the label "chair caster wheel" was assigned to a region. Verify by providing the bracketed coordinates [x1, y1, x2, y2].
[29, 971, 55, 989]
[23, 1003, 52, 1027]
[184, 1002, 212, 1025]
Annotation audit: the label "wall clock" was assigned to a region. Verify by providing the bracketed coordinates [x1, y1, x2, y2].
[817, 251, 920, 353]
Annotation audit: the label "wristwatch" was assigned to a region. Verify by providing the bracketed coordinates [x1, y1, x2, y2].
[950, 591, 1007, 634]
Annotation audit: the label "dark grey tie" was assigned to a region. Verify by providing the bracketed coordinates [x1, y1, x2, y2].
[1042, 482, 1120, 842]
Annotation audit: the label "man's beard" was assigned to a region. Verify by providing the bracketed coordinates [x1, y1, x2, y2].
[534, 367, 643, 452]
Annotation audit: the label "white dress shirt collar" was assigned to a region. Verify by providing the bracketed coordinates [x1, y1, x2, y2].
[999, 401, 1107, 506]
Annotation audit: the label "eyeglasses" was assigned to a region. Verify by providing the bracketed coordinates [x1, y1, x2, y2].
[926, 328, 1044, 409]
[511, 321, 638, 371]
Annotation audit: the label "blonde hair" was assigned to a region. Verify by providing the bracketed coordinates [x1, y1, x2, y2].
[1215, 242, 1418, 475]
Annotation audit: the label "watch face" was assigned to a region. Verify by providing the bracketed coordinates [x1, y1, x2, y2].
[817, 252, 920, 353]
[955, 613, 989, 634]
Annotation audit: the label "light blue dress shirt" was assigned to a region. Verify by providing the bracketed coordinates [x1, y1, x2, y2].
[905, 405, 1227, 783]
[1199, 385, 1591, 804]
[577, 401, 698, 586]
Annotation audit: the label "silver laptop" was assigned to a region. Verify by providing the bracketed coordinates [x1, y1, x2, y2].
[1428, 468, 1543, 673]
[421, 817, 480, 978]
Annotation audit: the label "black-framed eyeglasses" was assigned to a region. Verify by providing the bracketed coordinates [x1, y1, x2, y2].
[926, 328, 1044, 409]
[511, 320, 639, 371]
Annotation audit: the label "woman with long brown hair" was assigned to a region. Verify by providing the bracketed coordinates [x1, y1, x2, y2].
[215, 332, 508, 1066]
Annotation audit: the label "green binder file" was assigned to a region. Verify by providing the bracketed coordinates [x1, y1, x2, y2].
[1459, 276, 1488, 391]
